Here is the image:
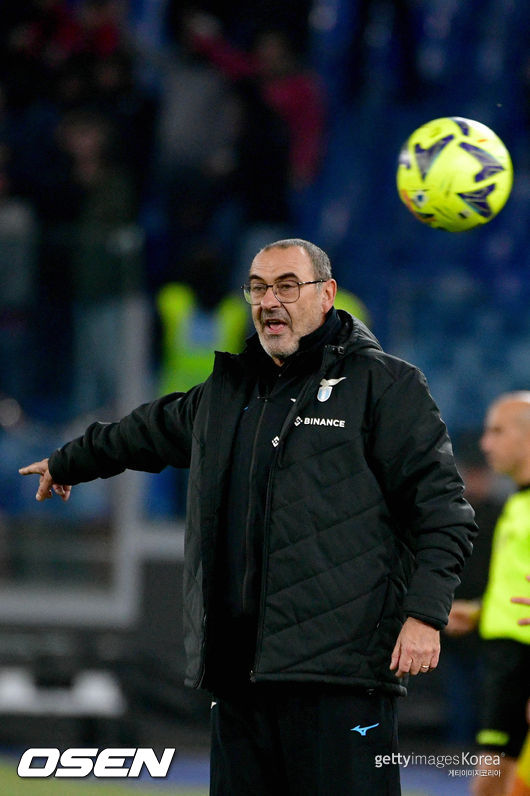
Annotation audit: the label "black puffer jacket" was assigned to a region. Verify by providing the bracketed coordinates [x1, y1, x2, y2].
[50, 312, 476, 696]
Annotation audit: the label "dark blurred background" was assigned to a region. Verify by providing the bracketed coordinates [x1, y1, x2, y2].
[0, 0, 527, 768]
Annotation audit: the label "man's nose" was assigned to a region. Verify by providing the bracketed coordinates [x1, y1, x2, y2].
[261, 285, 281, 308]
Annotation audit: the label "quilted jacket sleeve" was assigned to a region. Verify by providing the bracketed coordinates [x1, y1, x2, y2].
[49, 385, 204, 486]
[368, 361, 477, 629]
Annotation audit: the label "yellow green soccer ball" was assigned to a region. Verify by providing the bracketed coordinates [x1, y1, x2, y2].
[396, 116, 513, 232]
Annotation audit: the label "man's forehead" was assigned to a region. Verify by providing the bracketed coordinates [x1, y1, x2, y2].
[250, 246, 312, 277]
[249, 270, 298, 282]
[488, 400, 530, 426]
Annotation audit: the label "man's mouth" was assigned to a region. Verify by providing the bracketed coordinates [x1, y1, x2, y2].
[263, 317, 289, 334]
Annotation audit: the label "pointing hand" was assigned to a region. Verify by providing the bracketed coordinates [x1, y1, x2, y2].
[18, 459, 71, 502]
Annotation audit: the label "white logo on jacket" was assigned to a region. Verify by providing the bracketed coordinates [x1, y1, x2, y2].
[295, 415, 346, 428]
[317, 377, 347, 402]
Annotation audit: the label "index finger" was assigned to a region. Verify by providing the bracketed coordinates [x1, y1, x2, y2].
[19, 460, 48, 476]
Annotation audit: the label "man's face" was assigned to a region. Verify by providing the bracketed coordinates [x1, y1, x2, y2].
[249, 245, 336, 364]
[480, 400, 530, 479]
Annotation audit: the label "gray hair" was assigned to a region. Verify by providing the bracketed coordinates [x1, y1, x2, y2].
[258, 238, 333, 281]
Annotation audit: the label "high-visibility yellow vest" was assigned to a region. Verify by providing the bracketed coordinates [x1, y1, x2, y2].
[479, 489, 530, 644]
[157, 283, 249, 395]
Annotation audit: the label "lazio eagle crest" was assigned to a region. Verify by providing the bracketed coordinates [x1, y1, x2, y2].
[317, 377, 347, 402]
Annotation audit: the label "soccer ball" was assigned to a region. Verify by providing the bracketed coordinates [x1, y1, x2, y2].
[396, 117, 513, 232]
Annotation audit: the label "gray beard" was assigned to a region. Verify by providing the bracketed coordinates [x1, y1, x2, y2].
[259, 336, 298, 362]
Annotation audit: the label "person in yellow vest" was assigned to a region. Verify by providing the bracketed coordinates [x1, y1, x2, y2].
[156, 246, 250, 396]
[157, 281, 249, 395]
[447, 393, 530, 795]
[509, 576, 530, 796]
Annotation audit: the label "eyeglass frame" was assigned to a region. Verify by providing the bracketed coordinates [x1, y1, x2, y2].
[242, 278, 327, 305]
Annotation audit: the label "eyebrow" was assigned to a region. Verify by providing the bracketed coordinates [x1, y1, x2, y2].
[249, 272, 299, 282]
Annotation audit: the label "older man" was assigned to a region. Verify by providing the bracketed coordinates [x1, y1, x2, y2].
[21, 239, 476, 795]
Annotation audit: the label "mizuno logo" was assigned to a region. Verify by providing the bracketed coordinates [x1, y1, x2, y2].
[317, 377, 347, 402]
[350, 723, 379, 736]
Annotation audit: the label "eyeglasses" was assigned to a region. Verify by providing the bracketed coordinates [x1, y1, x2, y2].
[242, 279, 326, 305]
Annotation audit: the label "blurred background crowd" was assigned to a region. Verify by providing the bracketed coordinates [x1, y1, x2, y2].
[2, 0, 530, 432]
[0, 0, 529, 777]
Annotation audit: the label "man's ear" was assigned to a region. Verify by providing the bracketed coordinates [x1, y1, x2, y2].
[322, 279, 337, 312]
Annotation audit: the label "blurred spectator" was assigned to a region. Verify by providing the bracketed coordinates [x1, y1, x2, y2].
[0, 0, 130, 215]
[180, 12, 327, 286]
[150, 13, 240, 285]
[166, 0, 314, 56]
[66, 109, 141, 415]
[34, 108, 141, 415]
[224, 70, 293, 288]
[0, 0, 123, 110]
[90, 49, 158, 196]
[74, 0, 123, 58]
[185, 13, 327, 190]
[230, 75, 291, 227]
[24, 0, 123, 64]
